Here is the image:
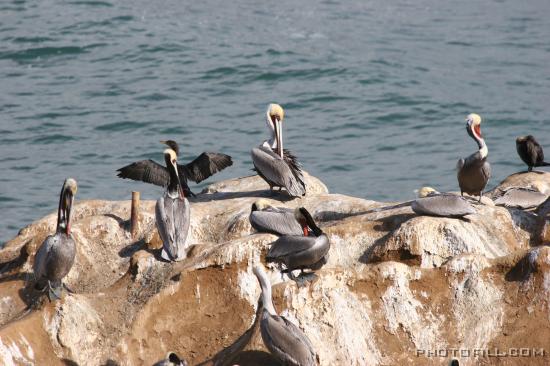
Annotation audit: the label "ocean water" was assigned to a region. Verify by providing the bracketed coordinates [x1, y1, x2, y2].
[1, 0, 550, 243]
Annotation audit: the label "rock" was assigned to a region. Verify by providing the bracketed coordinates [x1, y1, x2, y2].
[1, 171, 550, 365]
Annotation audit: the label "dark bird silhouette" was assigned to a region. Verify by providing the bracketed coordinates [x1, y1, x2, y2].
[117, 140, 232, 196]
[516, 135, 550, 172]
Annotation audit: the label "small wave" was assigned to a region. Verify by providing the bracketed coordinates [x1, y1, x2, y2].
[95, 121, 149, 132]
[32, 134, 78, 144]
[67, 0, 113, 7]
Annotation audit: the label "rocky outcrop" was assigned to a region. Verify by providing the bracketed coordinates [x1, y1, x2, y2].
[1, 171, 550, 365]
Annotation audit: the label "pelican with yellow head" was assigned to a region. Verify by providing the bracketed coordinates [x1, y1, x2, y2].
[251, 103, 306, 197]
[456, 113, 491, 202]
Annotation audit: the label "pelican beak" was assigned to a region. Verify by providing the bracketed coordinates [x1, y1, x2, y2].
[274, 118, 283, 159]
[172, 159, 185, 199]
[160, 140, 167, 144]
[65, 192, 74, 235]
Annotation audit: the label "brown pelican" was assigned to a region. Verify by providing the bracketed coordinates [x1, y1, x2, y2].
[156, 149, 191, 261]
[153, 352, 188, 366]
[253, 265, 319, 366]
[251, 104, 306, 197]
[412, 187, 475, 218]
[249, 199, 304, 236]
[266, 208, 329, 280]
[516, 135, 550, 172]
[33, 178, 78, 300]
[493, 186, 547, 209]
[117, 140, 232, 196]
[457, 113, 491, 202]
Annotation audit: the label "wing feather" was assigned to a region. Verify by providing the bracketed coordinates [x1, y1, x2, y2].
[117, 160, 169, 187]
[182, 152, 233, 183]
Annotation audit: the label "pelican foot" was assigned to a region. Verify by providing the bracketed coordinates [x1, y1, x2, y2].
[47, 283, 62, 302]
[291, 272, 318, 288]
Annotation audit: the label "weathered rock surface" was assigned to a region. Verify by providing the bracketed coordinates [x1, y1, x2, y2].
[1, 172, 550, 365]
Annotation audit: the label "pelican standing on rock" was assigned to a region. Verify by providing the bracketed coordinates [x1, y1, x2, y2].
[34, 178, 78, 300]
[249, 199, 304, 236]
[411, 187, 475, 218]
[266, 208, 329, 281]
[253, 265, 319, 366]
[117, 140, 232, 197]
[457, 113, 491, 202]
[156, 148, 191, 261]
[251, 104, 306, 197]
[516, 135, 550, 172]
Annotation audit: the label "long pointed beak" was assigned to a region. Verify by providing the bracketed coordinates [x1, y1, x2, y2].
[172, 159, 185, 199]
[275, 119, 283, 159]
[63, 191, 74, 235]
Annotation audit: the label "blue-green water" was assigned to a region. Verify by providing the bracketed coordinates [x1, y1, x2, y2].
[1, 0, 550, 243]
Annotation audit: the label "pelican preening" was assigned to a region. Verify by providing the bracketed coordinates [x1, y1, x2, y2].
[456, 113, 491, 202]
[33, 178, 78, 301]
[249, 199, 304, 236]
[266, 208, 330, 279]
[253, 265, 319, 366]
[412, 187, 475, 218]
[117, 140, 232, 197]
[516, 135, 550, 172]
[155, 149, 191, 261]
[251, 104, 306, 197]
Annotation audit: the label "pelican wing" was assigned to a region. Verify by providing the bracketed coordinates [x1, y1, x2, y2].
[180, 152, 233, 183]
[267, 236, 316, 259]
[262, 314, 317, 366]
[251, 147, 306, 197]
[250, 209, 303, 236]
[412, 195, 475, 217]
[33, 235, 56, 281]
[117, 160, 169, 187]
[494, 187, 547, 209]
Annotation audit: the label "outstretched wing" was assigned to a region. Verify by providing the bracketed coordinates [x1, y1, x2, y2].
[117, 160, 169, 187]
[180, 152, 233, 183]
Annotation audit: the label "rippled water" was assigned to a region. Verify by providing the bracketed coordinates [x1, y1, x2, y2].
[1, 0, 550, 243]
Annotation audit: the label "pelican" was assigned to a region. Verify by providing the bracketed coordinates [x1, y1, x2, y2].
[412, 187, 475, 218]
[156, 148, 191, 261]
[457, 113, 491, 202]
[34, 178, 78, 300]
[153, 352, 188, 366]
[493, 186, 547, 209]
[117, 140, 232, 197]
[253, 265, 319, 366]
[516, 135, 550, 172]
[266, 208, 329, 280]
[251, 104, 306, 197]
[249, 199, 304, 236]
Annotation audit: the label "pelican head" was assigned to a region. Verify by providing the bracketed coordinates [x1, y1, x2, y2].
[265, 103, 285, 158]
[251, 198, 272, 212]
[58, 178, 78, 235]
[293, 207, 318, 236]
[167, 352, 187, 366]
[160, 140, 180, 156]
[466, 113, 483, 139]
[416, 186, 438, 198]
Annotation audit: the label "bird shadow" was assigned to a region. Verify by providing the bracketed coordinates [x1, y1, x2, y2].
[118, 239, 145, 258]
[505, 251, 538, 282]
[104, 213, 129, 229]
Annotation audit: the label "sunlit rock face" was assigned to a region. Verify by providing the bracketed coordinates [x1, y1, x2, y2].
[1, 172, 550, 366]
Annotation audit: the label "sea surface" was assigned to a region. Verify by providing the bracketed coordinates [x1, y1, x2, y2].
[1, 0, 550, 244]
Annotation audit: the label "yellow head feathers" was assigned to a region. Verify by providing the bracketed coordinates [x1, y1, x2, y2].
[267, 103, 284, 122]
[466, 113, 482, 125]
[252, 198, 273, 211]
[417, 186, 437, 198]
[64, 178, 78, 194]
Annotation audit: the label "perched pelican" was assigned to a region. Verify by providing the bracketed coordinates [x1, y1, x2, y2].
[516, 135, 550, 172]
[153, 352, 188, 366]
[34, 178, 78, 300]
[251, 104, 306, 197]
[266, 208, 329, 279]
[493, 186, 547, 209]
[117, 140, 232, 196]
[249, 199, 304, 236]
[156, 149, 191, 261]
[457, 113, 491, 202]
[253, 265, 319, 366]
[412, 187, 475, 218]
